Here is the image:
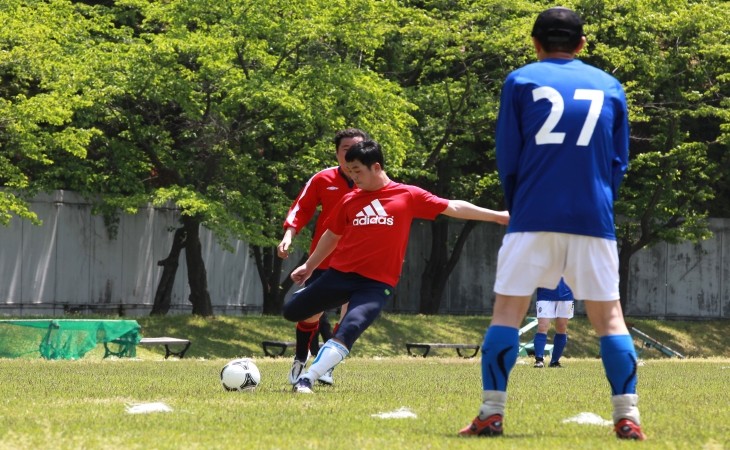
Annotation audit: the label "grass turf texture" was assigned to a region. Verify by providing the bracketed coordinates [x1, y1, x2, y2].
[130, 313, 729, 360]
[0, 357, 729, 449]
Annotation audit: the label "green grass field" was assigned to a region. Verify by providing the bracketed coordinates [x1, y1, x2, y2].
[0, 314, 728, 449]
[0, 357, 729, 449]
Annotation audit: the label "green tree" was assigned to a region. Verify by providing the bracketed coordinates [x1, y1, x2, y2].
[62, 0, 415, 315]
[576, 0, 730, 309]
[376, 0, 537, 313]
[0, 0, 101, 226]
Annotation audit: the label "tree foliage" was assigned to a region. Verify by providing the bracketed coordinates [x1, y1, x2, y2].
[1, 0, 729, 314]
[575, 0, 730, 306]
[0, 0, 102, 225]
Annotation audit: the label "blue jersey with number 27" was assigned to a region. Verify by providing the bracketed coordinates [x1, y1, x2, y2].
[496, 58, 629, 240]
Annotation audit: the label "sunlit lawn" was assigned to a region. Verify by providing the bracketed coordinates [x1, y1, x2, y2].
[1, 356, 729, 449]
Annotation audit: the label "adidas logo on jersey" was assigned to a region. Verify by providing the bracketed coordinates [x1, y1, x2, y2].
[353, 199, 394, 226]
[326, 186, 339, 190]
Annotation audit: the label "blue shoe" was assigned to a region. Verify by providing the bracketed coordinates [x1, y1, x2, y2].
[292, 377, 313, 394]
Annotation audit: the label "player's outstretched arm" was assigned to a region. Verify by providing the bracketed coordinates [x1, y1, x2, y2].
[441, 200, 510, 226]
[277, 227, 297, 259]
[291, 230, 342, 286]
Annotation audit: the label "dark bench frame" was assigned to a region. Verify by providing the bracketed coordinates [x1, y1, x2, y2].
[406, 343, 479, 358]
[262, 340, 323, 357]
[104, 337, 191, 359]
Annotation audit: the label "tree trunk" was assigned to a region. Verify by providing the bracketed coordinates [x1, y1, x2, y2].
[419, 218, 478, 314]
[150, 227, 187, 316]
[277, 253, 308, 307]
[253, 246, 282, 314]
[183, 216, 214, 317]
[253, 246, 309, 315]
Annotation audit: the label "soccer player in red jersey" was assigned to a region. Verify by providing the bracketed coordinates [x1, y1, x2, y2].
[277, 128, 368, 386]
[283, 139, 509, 393]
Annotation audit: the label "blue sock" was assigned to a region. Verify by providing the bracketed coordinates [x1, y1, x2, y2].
[552, 333, 567, 361]
[481, 325, 519, 392]
[533, 332, 547, 359]
[600, 334, 638, 395]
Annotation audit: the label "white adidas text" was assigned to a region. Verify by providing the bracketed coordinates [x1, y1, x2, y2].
[353, 216, 394, 226]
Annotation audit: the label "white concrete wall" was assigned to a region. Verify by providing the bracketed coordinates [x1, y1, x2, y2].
[0, 191, 728, 319]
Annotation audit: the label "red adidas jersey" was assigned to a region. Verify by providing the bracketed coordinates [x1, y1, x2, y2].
[283, 166, 355, 269]
[325, 181, 449, 287]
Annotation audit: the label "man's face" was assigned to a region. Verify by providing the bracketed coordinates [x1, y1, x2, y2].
[345, 159, 379, 191]
[336, 137, 364, 174]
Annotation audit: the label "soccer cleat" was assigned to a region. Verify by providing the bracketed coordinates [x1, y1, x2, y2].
[292, 377, 314, 394]
[534, 360, 544, 368]
[548, 360, 563, 368]
[458, 414, 504, 436]
[318, 368, 334, 385]
[614, 419, 646, 440]
[288, 357, 308, 385]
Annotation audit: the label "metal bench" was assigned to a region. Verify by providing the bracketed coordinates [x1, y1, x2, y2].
[626, 323, 684, 358]
[262, 340, 322, 357]
[406, 343, 479, 358]
[104, 336, 191, 359]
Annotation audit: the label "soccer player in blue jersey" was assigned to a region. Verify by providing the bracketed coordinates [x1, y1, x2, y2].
[459, 7, 645, 441]
[533, 278, 574, 368]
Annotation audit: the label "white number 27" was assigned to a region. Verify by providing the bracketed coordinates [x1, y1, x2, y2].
[532, 87, 604, 146]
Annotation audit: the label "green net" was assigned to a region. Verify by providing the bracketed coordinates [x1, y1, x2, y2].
[0, 319, 141, 360]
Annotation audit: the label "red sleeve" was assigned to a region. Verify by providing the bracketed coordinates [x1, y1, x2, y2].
[409, 186, 449, 220]
[283, 174, 321, 234]
[323, 196, 349, 235]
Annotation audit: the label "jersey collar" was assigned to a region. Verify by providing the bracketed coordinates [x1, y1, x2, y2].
[338, 166, 355, 189]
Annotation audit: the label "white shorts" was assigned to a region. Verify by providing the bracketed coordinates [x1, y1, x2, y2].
[494, 232, 619, 301]
[536, 300, 574, 319]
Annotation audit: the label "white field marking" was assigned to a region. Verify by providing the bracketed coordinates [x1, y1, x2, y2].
[373, 356, 383, 360]
[515, 360, 528, 365]
[637, 361, 646, 366]
[562, 412, 612, 426]
[126, 402, 173, 414]
[371, 407, 417, 419]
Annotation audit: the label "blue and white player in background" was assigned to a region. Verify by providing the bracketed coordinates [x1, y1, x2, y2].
[533, 278, 574, 368]
[459, 7, 645, 441]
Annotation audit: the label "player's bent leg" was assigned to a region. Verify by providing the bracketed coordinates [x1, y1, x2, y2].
[461, 294, 531, 437]
[315, 313, 335, 385]
[332, 285, 391, 350]
[289, 319, 318, 384]
[293, 340, 349, 394]
[282, 269, 351, 323]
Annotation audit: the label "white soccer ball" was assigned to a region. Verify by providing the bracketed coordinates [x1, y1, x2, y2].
[220, 358, 261, 392]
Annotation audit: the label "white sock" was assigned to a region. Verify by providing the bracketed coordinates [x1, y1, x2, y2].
[301, 340, 349, 382]
[611, 394, 641, 425]
[478, 390, 507, 420]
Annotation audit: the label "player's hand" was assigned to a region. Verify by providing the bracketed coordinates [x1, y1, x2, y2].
[291, 264, 312, 286]
[494, 210, 510, 226]
[277, 236, 292, 259]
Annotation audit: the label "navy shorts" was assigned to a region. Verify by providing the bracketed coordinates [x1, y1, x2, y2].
[282, 269, 393, 350]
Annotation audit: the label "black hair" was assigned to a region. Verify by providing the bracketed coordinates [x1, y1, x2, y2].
[534, 31, 583, 53]
[345, 139, 384, 170]
[334, 128, 369, 149]
[531, 7, 584, 53]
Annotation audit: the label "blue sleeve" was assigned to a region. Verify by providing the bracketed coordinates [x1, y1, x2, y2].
[496, 74, 523, 212]
[611, 84, 629, 202]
